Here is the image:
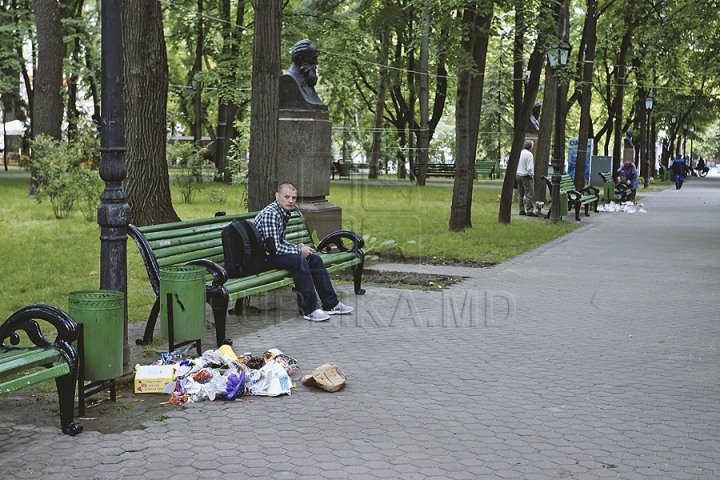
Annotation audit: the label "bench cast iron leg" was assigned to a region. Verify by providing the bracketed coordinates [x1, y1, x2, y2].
[208, 290, 232, 346]
[136, 298, 160, 346]
[352, 259, 366, 295]
[56, 372, 83, 435]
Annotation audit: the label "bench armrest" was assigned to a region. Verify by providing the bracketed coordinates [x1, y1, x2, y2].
[581, 185, 599, 196]
[186, 259, 228, 287]
[128, 224, 162, 294]
[317, 230, 365, 255]
[1, 304, 79, 368]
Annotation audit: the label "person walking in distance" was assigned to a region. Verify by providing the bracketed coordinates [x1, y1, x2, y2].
[517, 140, 537, 217]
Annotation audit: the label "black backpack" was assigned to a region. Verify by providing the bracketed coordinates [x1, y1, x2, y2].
[221, 219, 266, 278]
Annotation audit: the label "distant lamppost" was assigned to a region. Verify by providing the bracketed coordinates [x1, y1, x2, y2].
[689, 126, 695, 168]
[548, 39, 572, 224]
[682, 123, 688, 160]
[644, 97, 653, 188]
[670, 114, 678, 159]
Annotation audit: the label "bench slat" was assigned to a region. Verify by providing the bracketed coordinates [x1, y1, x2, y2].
[1, 362, 70, 395]
[1, 348, 63, 373]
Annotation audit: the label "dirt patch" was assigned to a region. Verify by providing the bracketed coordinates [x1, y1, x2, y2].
[330, 253, 487, 290]
[374, 252, 493, 268]
[332, 269, 468, 290]
[0, 375, 181, 434]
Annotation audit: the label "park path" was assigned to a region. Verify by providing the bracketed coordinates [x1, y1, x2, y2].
[1, 171, 719, 479]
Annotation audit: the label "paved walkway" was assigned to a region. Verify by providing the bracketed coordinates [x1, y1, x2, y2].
[2, 173, 720, 479]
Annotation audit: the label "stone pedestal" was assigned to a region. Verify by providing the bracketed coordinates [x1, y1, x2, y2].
[623, 147, 634, 164]
[278, 109, 341, 239]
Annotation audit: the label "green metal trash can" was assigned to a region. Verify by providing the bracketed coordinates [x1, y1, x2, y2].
[160, 265, 206, 343]
[664, 169, 671, 182]
[559, 192, 568, 217]
[68, 290, 124, 381]
[603, 180, 614, 202]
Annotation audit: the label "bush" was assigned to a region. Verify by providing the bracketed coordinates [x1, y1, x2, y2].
[30, 135, 101, 220]
[167, 142, 208, 203]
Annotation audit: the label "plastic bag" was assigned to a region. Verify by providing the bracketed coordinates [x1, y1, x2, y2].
[246, 360, 292, 396]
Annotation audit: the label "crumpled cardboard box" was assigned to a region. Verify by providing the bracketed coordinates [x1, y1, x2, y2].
[301, 363, 346, 392]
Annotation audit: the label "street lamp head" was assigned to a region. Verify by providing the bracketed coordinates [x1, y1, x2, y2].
[644, 97, 654, 111]
[683, 123, 688, 131]
[670, 114, 677, 124]
[548, 39, 572, 69]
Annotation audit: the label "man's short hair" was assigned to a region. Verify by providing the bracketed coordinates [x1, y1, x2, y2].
[278, 182, 297, 193]
[524, 140, 534, 149]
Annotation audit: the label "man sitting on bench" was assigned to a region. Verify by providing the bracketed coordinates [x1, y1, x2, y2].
[253, 182, 354, 322]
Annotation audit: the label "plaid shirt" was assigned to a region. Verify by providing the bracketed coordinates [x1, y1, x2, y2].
[252, 201, 302, 256]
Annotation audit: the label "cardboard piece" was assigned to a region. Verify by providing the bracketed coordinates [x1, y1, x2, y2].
[134, 365, 175, 393]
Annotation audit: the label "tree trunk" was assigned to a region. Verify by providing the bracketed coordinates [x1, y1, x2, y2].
[611, 32, 631, 172]
[534, 62, 555, 203]
[574, 0, 598, 190]
[415, 3, 431, 187]
[368, 27, 389, 180]
[247, 0, 281, 211]
[30, 0, 63, 193]
[449, 3, 492, 232]
[122, 0, 179, 226]
[498, 46, 544, 224]
[31, 0, 63, 141]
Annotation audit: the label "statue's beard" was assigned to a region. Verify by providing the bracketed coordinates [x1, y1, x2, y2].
[300, 64, 318, 87]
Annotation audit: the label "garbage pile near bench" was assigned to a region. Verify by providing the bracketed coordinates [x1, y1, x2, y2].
[134, 346, 345, 404]
[597, 201, 647, 213]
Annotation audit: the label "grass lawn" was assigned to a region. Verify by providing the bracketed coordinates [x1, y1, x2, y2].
[0, 175, 576, 323]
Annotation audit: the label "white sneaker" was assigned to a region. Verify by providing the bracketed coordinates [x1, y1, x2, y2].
[304, 309, 330, 322]
[324, 302, 354, 315]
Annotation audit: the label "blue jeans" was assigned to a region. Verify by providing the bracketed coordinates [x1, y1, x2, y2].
[266, 253, 338, 315]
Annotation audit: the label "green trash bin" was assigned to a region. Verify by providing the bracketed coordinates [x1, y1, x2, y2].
[159, 265, 206, 343]
[338, 162, 351, 179]
[603, 180, 614, 202]
[68, 290, 124, 381]
[559, 192, 568, 217]
[664, 169, 671, 182]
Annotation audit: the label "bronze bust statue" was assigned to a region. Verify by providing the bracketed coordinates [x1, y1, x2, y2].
[526, 102, 541, 134]
[279, 39, 328, 112]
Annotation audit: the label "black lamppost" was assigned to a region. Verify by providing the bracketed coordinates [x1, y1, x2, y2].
[548, 39, 571, 224]
[98, 0, 130, 368]
[644, 97, 653, 188]
[682, 123, 688, 160]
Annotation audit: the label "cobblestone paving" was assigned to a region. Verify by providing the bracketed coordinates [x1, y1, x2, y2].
[1, 176, 719, 479]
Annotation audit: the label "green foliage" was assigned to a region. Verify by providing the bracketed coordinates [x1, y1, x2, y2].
[30, 135, 101, 220]
[360, 234, 405, 261]
[226, 138, 249, 208]
[167, 142, 208, 203]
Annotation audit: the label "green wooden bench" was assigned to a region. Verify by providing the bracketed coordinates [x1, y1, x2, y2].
[598, 172, 631, 202]
[129, 209, 365, 347]
[411, 161, 496, 179]
[1, 304, 83, 435]
[412, 163, 456, 177]
[541, 174, 599, 221]
[475, 161, 496, 179]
